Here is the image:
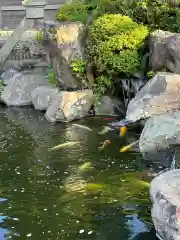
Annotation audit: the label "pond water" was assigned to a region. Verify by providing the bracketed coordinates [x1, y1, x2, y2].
[0, 106, 156, 239]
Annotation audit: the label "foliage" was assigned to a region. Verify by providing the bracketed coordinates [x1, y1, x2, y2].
[56, 0, 89, 24]
[147, 70, 156, 78]
[87, 14, 149, 76]
[86, 0, 117, 20]
[35, 30, 43, 41]
[56, 0, 118, 24]
[93, 75, 112, 103]
[56, 0, 180, 32]
[47, 67, 57, 85]
[116, 0, 180, 32]
[0, 80, 4, 94]
[70, 59, 87, 88]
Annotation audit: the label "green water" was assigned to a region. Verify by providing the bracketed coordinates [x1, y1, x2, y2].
[0, 106, 155, 239]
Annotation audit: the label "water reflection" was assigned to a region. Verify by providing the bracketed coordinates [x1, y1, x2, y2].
[0, 106, 156, 239]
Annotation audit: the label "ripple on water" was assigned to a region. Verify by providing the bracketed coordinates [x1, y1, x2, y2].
[0, 107, 153, 239]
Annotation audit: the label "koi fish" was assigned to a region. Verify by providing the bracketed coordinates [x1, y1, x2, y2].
[98, 140, 112, 151]
[98, 126, 112, 135]
[104, 118, 115, 121]
[72, 124, 92, 132]
[120, 140, 139, 153]
[119, 126, 127, 137]
[49, 141, 80, 151]
[78, 162, 92, 172]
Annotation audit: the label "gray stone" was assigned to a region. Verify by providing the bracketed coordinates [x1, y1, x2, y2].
[31, 85, 59, 110]
[1, 72, 46, 106]
[149, 30, 180, 73]
[1, 68, 20, 86]
[45, 89, 93, 123]
[139, 112, 180, 168]
[2, 61, 22, 72]
[43, 22, 86, 89]
[24, 0, 46, 19]
[95, 96, 125, 116]
[29, 40, 47, 57]
[126, 72, 180, 122]
[150, 169, 180, 240]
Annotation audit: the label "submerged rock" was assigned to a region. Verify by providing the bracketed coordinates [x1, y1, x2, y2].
[31, 85, 59, 111]
[45, 89, 94, 123]
[1, 72, 46, 106]
[126, 72, 180, 122]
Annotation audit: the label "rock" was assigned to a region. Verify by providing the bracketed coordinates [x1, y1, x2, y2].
[139, 111, 180, 152]
[139, 112, 180, 168]
[29, 40, 46, 57]
[43, 22, 86, 89]
[95, 96, 125, 116]
[149, 30, 180, 73]
[56, 22, 85, 61]
[31, 86, 59, 110]
[45, 90, 93, 123]
[1, 72, 46, 106]
[126, 72, 180, 122]
[0, 68, 20, 85]
[150, 169, 180, 240]
[2, 61, 22, 71]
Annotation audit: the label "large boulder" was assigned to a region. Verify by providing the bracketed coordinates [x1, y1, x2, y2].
[149, 30, 180, 73]
[150, 169, 180, 240]
[31, 86, 59, 111]
[45, 90, 93, 123]
[126, 72, 180, 122]
[1, 72, 46, 106]
[139, 112, 180, 168]
[43, 22, 86, 90]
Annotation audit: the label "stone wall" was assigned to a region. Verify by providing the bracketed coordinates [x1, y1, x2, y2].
[0, 0, 66, 29]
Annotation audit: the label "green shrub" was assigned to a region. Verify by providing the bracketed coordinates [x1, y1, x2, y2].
[47, 68, 57, 85]
[36, 30, 43, 41]
[87, 14, 149, 75]
[116, 0, 180, 32]
[92, 75, 112, 103]
[86, 0, 117, 19]
[56, 0, 118, 24]
[0, 80, 4, 94]
[147, 70, 156, 78]
[56, 0, 180, 32]
[56, 0, 89, 23]
[70, 59, 87, 87]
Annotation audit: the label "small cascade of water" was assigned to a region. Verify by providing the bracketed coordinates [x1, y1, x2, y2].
[115, 77, 147, 110]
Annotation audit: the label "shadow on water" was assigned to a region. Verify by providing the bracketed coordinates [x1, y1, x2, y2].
[0, 106, 156, 239]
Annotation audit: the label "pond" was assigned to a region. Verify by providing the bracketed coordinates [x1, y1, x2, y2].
[0, 106, 156, 239]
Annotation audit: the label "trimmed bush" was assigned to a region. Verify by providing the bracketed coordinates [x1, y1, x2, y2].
[56, 1, 88, 23]
[87, 14, 149, 75]
[116, 0, 180, 32]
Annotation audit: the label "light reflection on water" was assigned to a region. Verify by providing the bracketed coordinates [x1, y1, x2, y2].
[0, 106, 155, 239]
